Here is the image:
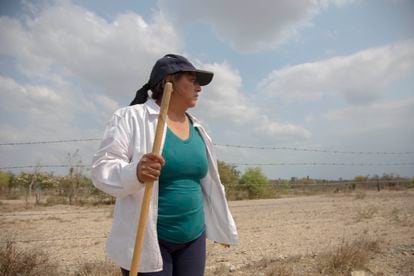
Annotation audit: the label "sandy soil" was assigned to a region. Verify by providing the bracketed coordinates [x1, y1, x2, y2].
[1, 190, 413, 275]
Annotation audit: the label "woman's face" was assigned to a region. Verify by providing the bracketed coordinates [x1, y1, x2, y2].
[173, 72, 202, 108]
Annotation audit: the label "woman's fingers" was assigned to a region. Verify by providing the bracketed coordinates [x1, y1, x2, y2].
[139, 171, 159, 182]
[137, 153, 165, 183]
[146, 153, 165, 166]
[141, 163, 161, 177]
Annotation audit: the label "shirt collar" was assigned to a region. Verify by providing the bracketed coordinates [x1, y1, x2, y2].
[187, 113, 202, 127]
[145, 98, 160, 116]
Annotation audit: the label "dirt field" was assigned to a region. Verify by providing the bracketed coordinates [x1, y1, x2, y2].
[1, 190, 413, 275]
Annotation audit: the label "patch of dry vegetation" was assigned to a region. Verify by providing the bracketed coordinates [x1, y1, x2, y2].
[355, 205, 378, 222]
[0, 240, 58, 276]
[388, 207, 410, 226]
[317, 237, 380, 275]
[74, 260, 121, 276]
[354, 191, 366, 200]
[247, 256, 297, 276]
[207, 255, 303, 276]
[207, 236, 382, 276]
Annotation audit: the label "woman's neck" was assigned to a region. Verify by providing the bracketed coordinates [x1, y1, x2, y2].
[167, 104, 187, 122]
[163, 96, 187, 121]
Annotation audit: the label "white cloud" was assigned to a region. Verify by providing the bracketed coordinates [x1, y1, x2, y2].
[194, 62, 311, 143]
[158, 0, 354, 52]
[0, 75, 69, 125]
[0, 1, 185, 172]
[322, 97, 414, 133]
[0, 1, 181, 99]
[0, 74, 107, 171]
[259, 41, 414, 105]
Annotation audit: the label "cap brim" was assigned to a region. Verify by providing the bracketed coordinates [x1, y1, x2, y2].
[195, 70, 214, 86]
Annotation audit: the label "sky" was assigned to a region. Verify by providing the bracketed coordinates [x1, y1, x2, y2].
[0, 0, 413, 180]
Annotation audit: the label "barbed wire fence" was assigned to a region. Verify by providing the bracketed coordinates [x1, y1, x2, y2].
[0, 137, 412, 200]
[1, 135, 413, 221]
[1, 137, 414, 171]
[1, 137, 413, 154]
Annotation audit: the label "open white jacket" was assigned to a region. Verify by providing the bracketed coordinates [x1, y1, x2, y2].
[91, 99, 239, 272]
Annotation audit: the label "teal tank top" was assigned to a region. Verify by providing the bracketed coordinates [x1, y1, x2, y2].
[157, 120, 208, 243]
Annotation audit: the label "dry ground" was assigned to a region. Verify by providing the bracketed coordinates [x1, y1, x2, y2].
[1, 190, 413, 275]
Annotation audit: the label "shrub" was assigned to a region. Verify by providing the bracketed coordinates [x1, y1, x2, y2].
[0, 240, 58, 276]
[45, 195, 67, 206]
[317, 237, 380, 275]
[354, 191, 366, 200]
[355, 205, 378, 222]
[240, 167, 270, 199]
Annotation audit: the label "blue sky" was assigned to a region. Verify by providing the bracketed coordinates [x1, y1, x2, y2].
[0, 0, 413, 179]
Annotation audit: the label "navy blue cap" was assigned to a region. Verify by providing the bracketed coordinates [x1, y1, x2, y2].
[148, 54, 213, 88]
[130, 54, 214, 105]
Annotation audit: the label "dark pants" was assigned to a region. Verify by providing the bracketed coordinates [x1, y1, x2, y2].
[121, 232, 206, 276]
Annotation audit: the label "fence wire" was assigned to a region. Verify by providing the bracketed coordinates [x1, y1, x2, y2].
[1, 138, 413, 155]
[1, 162, 413, 170]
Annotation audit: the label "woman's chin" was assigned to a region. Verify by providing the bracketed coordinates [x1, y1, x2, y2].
[189, 99, 198, 107]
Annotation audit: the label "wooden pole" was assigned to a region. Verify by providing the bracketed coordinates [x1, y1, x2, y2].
[129, 82, 173, 276]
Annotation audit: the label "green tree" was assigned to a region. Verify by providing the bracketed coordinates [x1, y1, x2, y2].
[33, 172, 59, 204]
[217, 161, 241, 200]
[240, 167, 269, 199]
[13, 171, 57, 205]
[354, 176, 367, 182]
[218, 161, 240, 186]
[59, 149, 92, 205]
[0, 171, 12, 195]
[14, 172, 34, 204]
[353, 175, 367, 190]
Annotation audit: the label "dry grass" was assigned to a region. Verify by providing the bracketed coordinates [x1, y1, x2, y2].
[317, 237, 380, 275]
[211, 255, 302, 276]
[246, 257, 294, 276]
[355, 205, 378, 222]
[388, 207, 410, 226]
[0, 240, 58, 276]
[74, 260, 121, 276]
[400, 257, 414, 275]
[256, 257, 296, 276]
[354, 191, 366, 200]
[44, 195, 68, 206]
[208, 263, 232, 275]
[216, 248, 387, 276]
[45, 215, 66, 222]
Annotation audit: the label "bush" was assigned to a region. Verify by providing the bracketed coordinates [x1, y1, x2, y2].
[354, 191, 366, 200]
[45, 195, 68, 206]
[317, 237, 380, 275]
[218, 161, 240, 200]
[5, 194, 19, 200]
[0, 240, 58, 276]
[355, 205, 378, 222]
[240, 167, 270, 199]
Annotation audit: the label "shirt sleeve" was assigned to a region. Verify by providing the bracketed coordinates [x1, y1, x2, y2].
[91, 112, 145, 198]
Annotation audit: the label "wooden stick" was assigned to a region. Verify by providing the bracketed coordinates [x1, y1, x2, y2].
[129, 82, 173, 276]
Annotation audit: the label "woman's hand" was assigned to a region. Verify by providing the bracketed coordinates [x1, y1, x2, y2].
[137, 153, 165, 183]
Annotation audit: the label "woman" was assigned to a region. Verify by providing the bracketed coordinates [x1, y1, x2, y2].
[91, 54, 239, 276]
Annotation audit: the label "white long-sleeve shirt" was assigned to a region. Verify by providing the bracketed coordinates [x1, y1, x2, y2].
[91, 99, 239, 272]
